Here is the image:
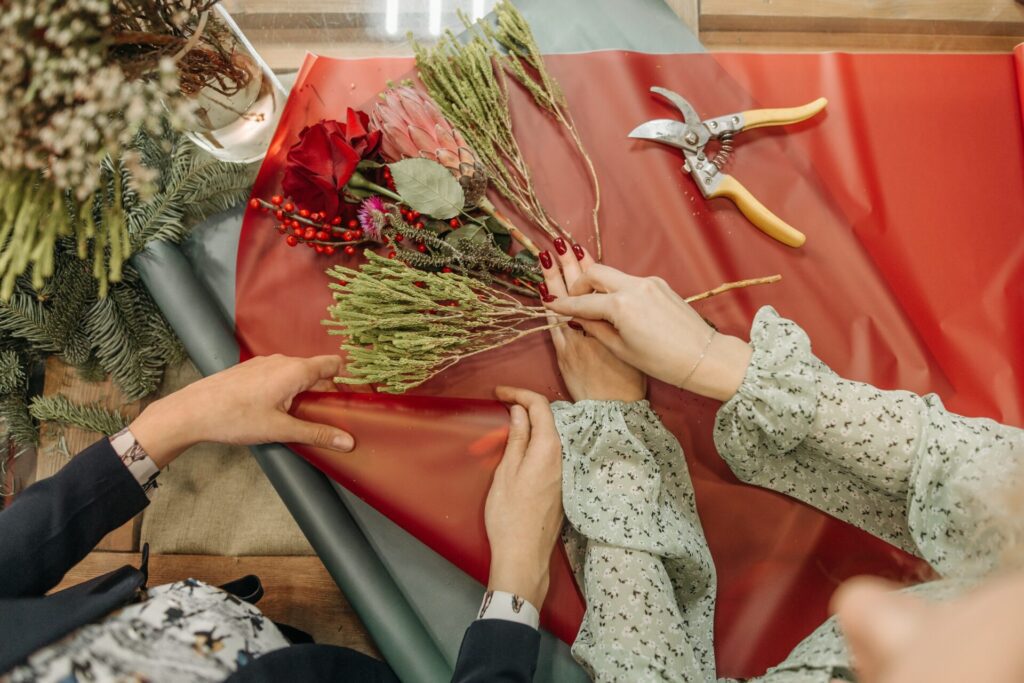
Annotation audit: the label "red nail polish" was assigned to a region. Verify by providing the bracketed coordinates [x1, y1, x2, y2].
[568, 321, 584, 331]
[554, 238, 568, 255]
[542, 294, 557, 303]
[538, 282, 550, 298]
[539, 251, 553, 269]
[572, 243, 585, 261]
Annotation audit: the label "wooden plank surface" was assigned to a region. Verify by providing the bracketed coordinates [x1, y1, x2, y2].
[700, 0, 1024, 35]
[36, 357, 144, 552]
[54, 553, 381, 658]
[701, 29, 1023, 52]
[221, 0, 1024, 68]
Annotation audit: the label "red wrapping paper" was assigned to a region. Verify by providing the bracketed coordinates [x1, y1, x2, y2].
[238, 50, 1024, 677]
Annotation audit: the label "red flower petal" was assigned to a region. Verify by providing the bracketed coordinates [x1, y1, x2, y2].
[346, 107, 369, 140]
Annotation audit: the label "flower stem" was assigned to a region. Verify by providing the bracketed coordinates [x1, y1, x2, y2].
[685, 275, 782, 304]
[477, 197, 540, 255]
[348, 172, 402, 202]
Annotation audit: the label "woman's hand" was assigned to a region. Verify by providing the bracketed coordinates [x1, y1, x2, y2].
[545, 264, 753, 402]
[538, 240, 646, 403]
[484, 386, 564, 609]
[130, 354, 355, 468]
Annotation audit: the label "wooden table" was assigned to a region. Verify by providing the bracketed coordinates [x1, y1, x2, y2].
[222, 0, 1024, 72]
[13, 0, 1022, 664]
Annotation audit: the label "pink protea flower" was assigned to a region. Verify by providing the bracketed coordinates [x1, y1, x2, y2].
[370, 86, 487, 205]
[357, 196, 389, 241]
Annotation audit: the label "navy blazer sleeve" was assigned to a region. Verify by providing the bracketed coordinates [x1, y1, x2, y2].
[0, 439, 150, 599]
[451, 619, 541, 683]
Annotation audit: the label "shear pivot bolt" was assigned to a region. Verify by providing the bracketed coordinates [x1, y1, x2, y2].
[731, 116, 739, 124]
[684, 132, 699, 145]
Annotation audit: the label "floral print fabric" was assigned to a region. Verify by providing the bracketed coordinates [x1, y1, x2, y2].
[554, 306, 1024, 682]
[6, 579, 289, 683]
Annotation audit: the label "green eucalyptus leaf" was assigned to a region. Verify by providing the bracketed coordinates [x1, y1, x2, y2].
[515, 249, 539, 265]
[388, 158, 464, 219]
[449, 222, 489, 246]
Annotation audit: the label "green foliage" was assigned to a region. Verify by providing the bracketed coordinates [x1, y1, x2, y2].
[1, 393, 37, 450]
[126, 130, 257, 250]
[29, 395, 130, 436]
[363, 203, 540, 288]
[0, 348, 36, 450]
[0, 128, 254, 451]
[324, 252, 554, 393]
[387, 159, 465, 220]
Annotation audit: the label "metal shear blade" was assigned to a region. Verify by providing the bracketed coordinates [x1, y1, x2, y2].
[627, 119, 695, 152]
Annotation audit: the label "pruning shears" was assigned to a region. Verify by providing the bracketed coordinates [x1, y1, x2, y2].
[628, 87, 827, 248]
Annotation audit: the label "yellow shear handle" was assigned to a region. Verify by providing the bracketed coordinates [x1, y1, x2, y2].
[709, 175, 807, 248]
[742, 97, 828, 131]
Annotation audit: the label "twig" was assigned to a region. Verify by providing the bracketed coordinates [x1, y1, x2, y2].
[685, 274, 781, 304]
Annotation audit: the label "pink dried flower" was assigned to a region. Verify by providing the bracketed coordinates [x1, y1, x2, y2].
[370, 86, 486, 205]
[357, 196, 389, 241]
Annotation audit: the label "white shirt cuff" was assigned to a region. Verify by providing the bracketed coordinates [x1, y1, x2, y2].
[476, 590, 539, 630]
[109, 427, 160, 498]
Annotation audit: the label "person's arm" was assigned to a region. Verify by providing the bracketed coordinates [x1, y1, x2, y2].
[451, 387, 561, 683]
[0, 354, 355, 599]
[714, 306, 1024, 575]
[548, 264, 1024, 573]
[0, 438, 151, 598]
[554, 398, 718, 682]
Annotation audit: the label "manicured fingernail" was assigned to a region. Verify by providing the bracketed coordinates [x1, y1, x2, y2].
[568, 321, 584, 331]
[539, 251, 553, 269]
[542, 294, 556, 303]
[554, 238, 568, 255]
[538, 282, 550, 298]
[333, 434, 354, 451]
[572, 243, 585, 261]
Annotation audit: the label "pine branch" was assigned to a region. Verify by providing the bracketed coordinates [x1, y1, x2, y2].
[0, 350, 25, 395]
[0, 394, 36, 449]
[86, 287, 165, 401]
[127, 132, 256, 249]
[29, 395, 130, 436]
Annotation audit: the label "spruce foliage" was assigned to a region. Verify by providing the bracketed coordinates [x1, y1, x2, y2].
[0, 129, 255, 458]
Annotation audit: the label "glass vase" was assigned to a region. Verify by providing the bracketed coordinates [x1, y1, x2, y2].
[184, 5, 286, 164]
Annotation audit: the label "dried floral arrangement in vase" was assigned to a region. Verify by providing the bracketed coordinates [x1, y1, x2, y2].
[0, 1, 258, 465]
[0, 0, 252, 297]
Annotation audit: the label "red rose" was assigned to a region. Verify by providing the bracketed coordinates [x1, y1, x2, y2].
[281, 109, 382, 217]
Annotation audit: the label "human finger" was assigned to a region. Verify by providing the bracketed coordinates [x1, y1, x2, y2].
[554, 240, 583, 289]
[304, 355, 344, 385]
[567, 264, 639, 296]
[275, 413, 354, 452]
[500, 404, 531, 469]
[494, 385, 556, 445]
[573, 243, 597, 271]
[575, 319, 628, 356]
[545, 292, 616, 322]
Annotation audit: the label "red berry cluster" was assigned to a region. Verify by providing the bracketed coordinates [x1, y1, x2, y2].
[248, 195, 365, 256]
[381, 165, 396, 191]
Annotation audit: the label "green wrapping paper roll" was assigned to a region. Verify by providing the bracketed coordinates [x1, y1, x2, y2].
[132, 241, 452, 683]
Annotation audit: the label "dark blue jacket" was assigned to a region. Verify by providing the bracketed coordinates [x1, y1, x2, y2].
[0, 440, 539, 682]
